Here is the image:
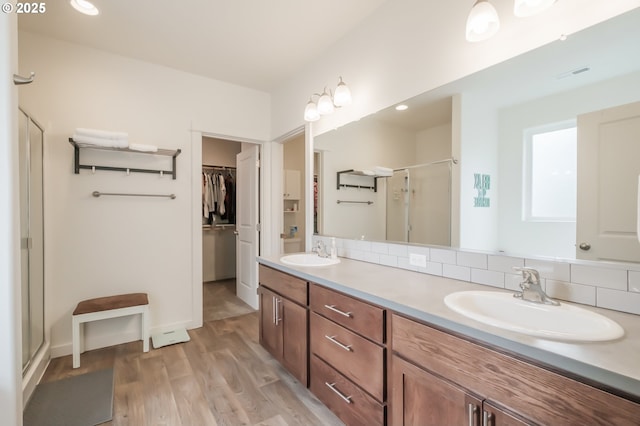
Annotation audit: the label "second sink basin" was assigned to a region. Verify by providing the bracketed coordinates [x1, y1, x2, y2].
[280, 253, 340, 267]
[444, 291, 624, 342]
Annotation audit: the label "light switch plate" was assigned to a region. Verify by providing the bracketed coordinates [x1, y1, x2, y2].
[409, 253, 427, 268]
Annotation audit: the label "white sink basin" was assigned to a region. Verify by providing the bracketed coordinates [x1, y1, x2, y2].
[444, 291, 624, 342]
[280, 253, 341, 267]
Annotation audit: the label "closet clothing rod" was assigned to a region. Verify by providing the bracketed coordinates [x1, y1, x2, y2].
[92, 191, 176, 199]
[337, 200, 373, 205]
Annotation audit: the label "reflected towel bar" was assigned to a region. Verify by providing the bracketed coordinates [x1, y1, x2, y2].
[92, 191, 176, 199]
[337, 200, 373, 205]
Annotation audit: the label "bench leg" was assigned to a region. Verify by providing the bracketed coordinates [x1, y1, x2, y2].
[142, 306, 150, 352]
[72, 316, 81, 368]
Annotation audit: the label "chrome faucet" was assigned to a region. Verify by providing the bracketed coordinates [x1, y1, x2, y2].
[314, 240, 329, 258]
[512, 267, 559, 306]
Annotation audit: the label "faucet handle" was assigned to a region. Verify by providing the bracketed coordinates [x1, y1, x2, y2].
[513, 267, 540, 284]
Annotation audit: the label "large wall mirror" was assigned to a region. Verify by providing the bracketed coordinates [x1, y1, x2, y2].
[314, 8, 640, 263]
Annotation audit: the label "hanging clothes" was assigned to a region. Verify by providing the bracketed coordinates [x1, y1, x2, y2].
[218, 173, 227, 217]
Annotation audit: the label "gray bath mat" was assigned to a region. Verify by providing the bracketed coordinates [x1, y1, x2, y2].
[24, 368, 114, 426]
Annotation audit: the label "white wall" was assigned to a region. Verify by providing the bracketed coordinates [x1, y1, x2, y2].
[497, 71, 640, 258]
[18, 31, 270, 357]
[1, 9, 23, 426]
[416, 123, 451, 164]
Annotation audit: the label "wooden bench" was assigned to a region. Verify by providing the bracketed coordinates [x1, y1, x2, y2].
[72, 293, 150, 368]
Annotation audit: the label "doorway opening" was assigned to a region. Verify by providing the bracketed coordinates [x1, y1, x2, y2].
[282, 133, 306, 253]
[201, 136, 254, 321]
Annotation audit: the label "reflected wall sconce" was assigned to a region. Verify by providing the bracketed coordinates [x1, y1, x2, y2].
[466, 0, 557, 42]
[304, 77, 352, 122]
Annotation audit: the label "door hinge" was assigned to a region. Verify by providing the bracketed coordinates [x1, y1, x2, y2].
[256, 223, 261, 232]
[256, 159, 260, 168]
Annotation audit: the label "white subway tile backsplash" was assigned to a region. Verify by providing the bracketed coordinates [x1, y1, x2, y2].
[379, 254, 398, 267]
[443, 264, 471, 281]
[331, 236, 639, 318]
[471, 269, 504, 288]
[524, 259, 570, 282]
[397, 257, 418, 271]
[371, 242, 389, 254]
[488, 255, 524, 273]
[457, 252, 488, 269]
[571, 265, 627, 291]
[505, 273, 523, 292]
[431, 248, 457, 265]
[388, 244, 409, 257]
[597, 288, 640, 315]
[546, 280, 596, 306]
[629, 271, 640, 293]
[408, 245, 430, 259]
[419, 262, 443, 276]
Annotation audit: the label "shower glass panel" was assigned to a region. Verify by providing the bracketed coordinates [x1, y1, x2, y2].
[19, 108, 45, 372]
[408, 162, 451, 246]
[386, 162, 452, 246]
[386, 169, 409, 242]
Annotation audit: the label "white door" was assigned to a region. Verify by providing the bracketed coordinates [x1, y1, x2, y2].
[236, 145, 260, 309]
[576, 101, 640, 262]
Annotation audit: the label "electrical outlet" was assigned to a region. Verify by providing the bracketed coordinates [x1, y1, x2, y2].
[409, 253, 427, 268]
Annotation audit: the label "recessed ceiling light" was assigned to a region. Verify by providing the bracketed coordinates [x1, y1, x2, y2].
[395, 104, 408, 111]
[70, 0, 99, 16]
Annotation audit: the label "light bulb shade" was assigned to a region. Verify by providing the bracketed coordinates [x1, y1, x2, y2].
[317, 92, 335, 115]
[304, 101, 320, 122]
[514, 0, 556, 17]
[466, 0, 500, 42]
[333, 80, 352, 107]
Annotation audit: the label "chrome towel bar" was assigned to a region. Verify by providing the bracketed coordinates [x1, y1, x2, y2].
[92, 191, 176, 199]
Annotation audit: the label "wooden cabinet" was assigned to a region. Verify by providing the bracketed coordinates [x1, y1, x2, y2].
[258, 265, 308, 385]
[390, 313, 640, 426]
[283, 169, 301, 200]
[309, 284, 386, 425]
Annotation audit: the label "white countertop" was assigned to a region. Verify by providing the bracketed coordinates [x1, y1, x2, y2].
[258, 254, 640, 401]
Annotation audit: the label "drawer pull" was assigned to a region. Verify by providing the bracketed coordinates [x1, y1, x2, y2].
[325, 382, 352, 404]
[324, 304, 352, 318]
[274, 298, 281, 326]
[324, 335, 353, 351]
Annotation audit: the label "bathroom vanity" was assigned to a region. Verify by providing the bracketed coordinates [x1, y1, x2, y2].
[257, 256, 640, 426]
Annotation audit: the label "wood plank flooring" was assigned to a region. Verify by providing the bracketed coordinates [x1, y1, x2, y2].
[203, 279, 255, 322]
[39, 281, 344, 426]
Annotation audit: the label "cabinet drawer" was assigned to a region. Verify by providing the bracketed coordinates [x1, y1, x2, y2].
[310, 284, 384, 343]
[310, 312, 384, 402]
[310, 355, 385, 426]
[259, 265, 307, 306]
[391, 313, 640, 426]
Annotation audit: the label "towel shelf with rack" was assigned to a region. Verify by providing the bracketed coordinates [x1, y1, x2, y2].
[337, 169, 381, 192]
[69, 138, 182, 179]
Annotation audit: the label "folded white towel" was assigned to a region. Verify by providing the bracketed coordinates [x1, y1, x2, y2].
[129, 143, 158, 153]
[374, 166, 394, 177]
[72, 134, 129, 148]
[75, 127, 129, 140]
[360, 169, 375, 176]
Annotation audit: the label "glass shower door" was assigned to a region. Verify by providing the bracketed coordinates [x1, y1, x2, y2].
[19, 109, 44, 371]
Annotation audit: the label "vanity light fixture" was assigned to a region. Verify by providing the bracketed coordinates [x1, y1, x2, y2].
[70, 0, 99, 16]
[466, 0, 557, 42]
[304, 77, 352, 122]
[465, 0, 500, 42]
[514, 0, 556, 17]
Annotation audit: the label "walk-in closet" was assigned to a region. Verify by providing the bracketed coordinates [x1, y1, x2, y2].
[202, 136, 251, 321]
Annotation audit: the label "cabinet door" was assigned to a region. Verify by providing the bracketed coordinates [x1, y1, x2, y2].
[483, 401, 534, 426]
[281, 298, 308, 385]
[391, 355, 479, 426]
[284, 169, 301, 200]
[259, 287, 282, 359]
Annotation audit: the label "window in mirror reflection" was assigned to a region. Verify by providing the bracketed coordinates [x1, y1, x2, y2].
[524, 120, 577, 222]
